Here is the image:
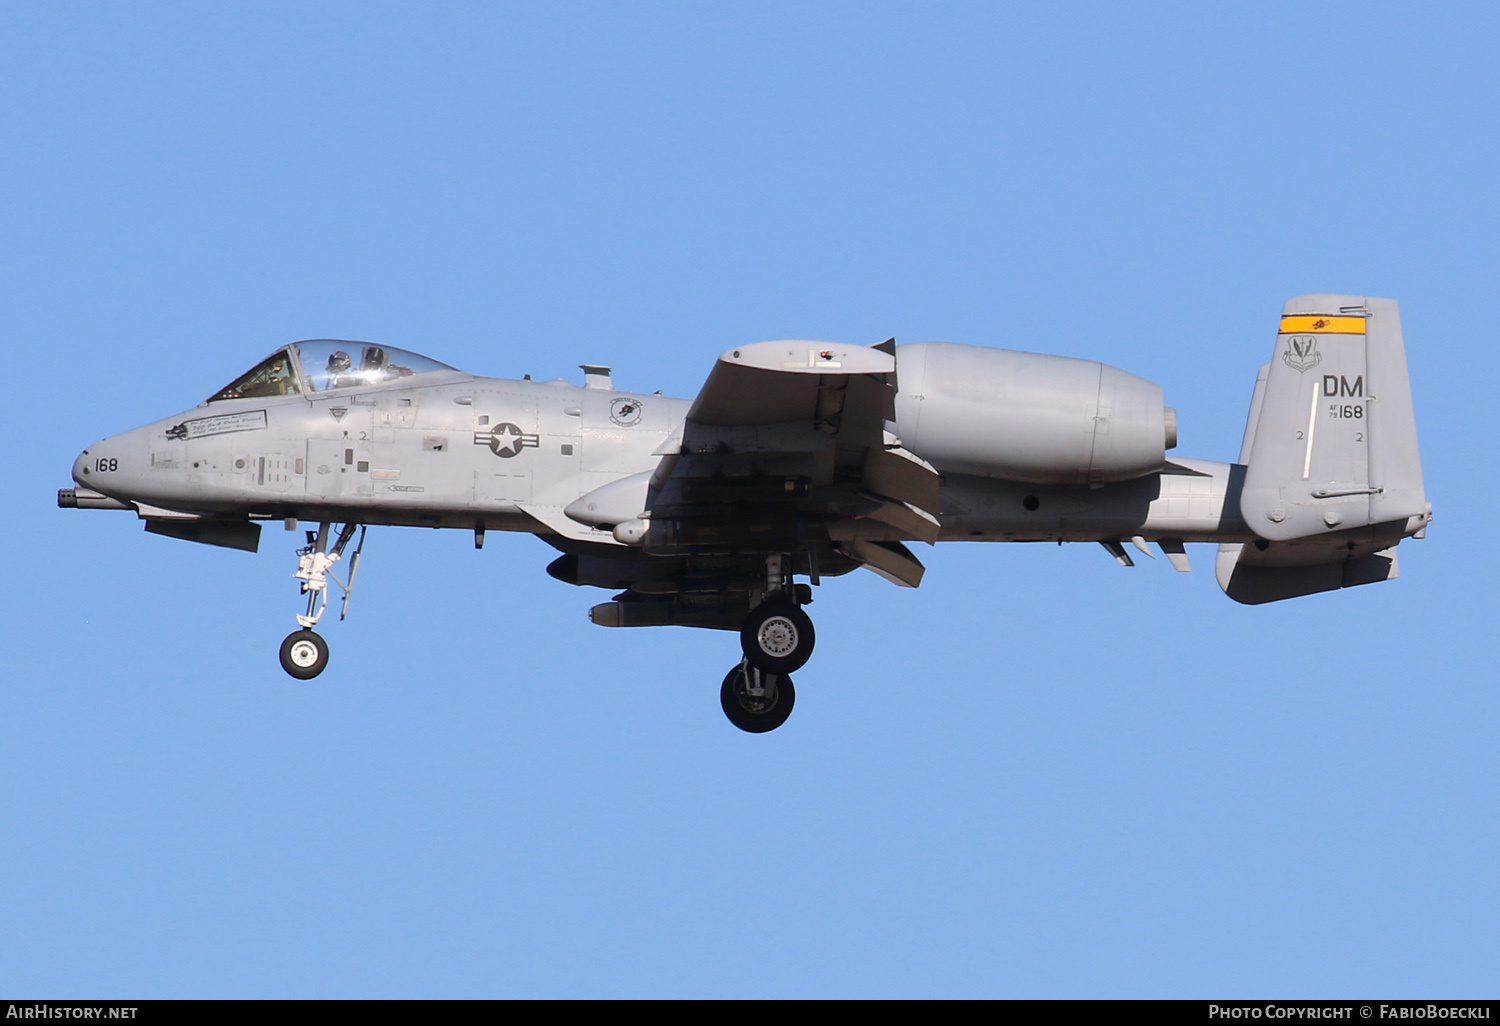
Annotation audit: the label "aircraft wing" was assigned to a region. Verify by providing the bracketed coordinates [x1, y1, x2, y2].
[644, 339, 941, 586]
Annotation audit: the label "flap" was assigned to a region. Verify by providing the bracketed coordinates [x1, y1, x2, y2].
[838, 539, 926, 588]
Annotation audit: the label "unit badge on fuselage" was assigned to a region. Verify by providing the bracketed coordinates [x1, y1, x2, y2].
[609, 397, 643, 426]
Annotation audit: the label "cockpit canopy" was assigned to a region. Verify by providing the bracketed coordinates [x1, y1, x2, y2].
[209, 341, 459, 402]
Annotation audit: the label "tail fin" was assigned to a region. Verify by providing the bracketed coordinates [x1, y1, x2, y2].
[1218, 294, 1430, 604]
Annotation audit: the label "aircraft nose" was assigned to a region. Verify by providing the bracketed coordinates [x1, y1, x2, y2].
[73, 436, 131, 494]
[73, 444, 101, 486]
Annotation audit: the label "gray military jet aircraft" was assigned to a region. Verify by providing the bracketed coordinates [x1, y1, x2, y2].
[61, 294, 1430, 731]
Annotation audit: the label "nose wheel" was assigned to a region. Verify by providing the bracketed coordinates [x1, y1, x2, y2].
[720, 662, 795, 733]
[280, 629, 329, 679]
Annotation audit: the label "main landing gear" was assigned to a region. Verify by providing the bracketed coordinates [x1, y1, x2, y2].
[277, 522, 365, 680]
[719, 553, 814, 732]
[720, 661, 795, 733]
[740, 598, 815, 674]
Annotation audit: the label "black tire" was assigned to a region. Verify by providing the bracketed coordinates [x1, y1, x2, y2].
[720, 664, 795, 733]
[740, 599, 815, 674]
[279, 629, 329, 680]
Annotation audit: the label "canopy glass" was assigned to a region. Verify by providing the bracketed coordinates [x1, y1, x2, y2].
[208, 341, 459, 402]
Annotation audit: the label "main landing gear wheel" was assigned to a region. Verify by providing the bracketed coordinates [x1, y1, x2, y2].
[740, 600, 815, 674]
[279, 629, 329, 680]
[720, 663, 796, 733]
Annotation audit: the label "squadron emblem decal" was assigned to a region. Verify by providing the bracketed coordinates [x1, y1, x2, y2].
[1282, 335, 1321, 372]
[473, 422, 539, 458]
[609, 397, 644, 426]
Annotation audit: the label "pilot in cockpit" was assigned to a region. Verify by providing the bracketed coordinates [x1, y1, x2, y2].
[360, 345, 414, 382]
[326, 350, 356, 389]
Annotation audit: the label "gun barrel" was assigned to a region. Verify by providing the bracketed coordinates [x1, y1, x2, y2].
[58, 488, 132, 511]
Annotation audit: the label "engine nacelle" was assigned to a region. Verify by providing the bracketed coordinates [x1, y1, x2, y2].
[894, 342, 1175, 485]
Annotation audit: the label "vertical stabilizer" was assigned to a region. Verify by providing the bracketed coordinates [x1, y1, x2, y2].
[1218, 295, 1429, 604]
[1239, 295, 1426, 541]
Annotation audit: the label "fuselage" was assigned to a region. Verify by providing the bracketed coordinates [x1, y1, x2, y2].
[72, 347, 1254, 547]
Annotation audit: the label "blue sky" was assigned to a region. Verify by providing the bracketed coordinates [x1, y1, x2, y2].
[2, 2, 1495, 997]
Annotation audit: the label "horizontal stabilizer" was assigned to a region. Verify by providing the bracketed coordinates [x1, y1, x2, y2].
[1215, 540, 1398, 605]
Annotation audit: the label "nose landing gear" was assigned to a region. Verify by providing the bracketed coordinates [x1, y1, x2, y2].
[277, 522, 365, 680]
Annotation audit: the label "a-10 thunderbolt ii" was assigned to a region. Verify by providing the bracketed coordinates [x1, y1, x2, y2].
[61, 294, 1430, 731]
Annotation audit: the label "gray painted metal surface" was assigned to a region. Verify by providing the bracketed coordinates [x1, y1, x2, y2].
[59, 297, 1432, 721]
[894, 343, 1172, 484]
[1225, 294, 1428, 603]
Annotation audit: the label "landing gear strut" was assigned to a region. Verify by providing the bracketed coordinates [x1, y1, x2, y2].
[739, 552, 816, 674]
[718, 553, 815, 727]
[277, 522, 365, 680]
[720, 661, 796, 733]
